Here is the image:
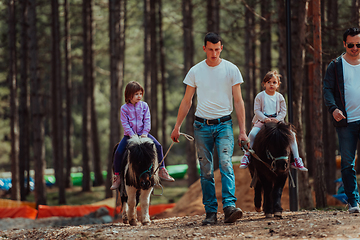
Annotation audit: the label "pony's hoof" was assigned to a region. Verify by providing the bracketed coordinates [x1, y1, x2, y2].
[274, 212, 282, 218]
[142, 221, 151, 226]
[255, 207, 262, 212]
[265, 213, 273, 218]
[129, 219, 137, 226]
[122, 217, 128, 224]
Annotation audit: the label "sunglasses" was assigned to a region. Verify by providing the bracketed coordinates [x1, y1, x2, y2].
[346, 43, 360, 48]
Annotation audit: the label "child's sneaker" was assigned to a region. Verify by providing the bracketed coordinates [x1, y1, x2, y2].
[291, 157, 308, 171]
[110, 175, 121, 190]
[239, 152, 250, 169]
[159, 168, 175, 182]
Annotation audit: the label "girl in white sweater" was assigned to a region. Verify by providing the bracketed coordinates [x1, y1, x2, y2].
[240, 70, 307, 171]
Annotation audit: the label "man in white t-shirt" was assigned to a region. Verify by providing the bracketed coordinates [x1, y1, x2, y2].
[324, 27, 360, 213]
[171, 32, 249, 225]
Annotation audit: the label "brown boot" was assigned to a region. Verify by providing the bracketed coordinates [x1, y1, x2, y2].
[110, 175, 121, 190]
[223, 206, 243, 223]
[158, 168, 175, 182]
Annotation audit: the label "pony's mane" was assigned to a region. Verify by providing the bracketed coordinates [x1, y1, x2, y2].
[255, 122, 294, 149]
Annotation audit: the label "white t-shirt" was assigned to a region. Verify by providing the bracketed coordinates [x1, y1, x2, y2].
[342, 57, 360, 123]
[263, 92, 277, 116]
[183, 59, 243, 119]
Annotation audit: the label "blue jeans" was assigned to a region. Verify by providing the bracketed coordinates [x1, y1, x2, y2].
[336, 120, 360, 207]
[193, 119, 236, 213]
[113, 134, 165, 174]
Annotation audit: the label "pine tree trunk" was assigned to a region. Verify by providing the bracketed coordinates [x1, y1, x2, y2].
[312, 0, 327, 208]
[82, 0, 92, 192]
[29, 0, 47, 206]
[19, 0, 31, 200]
[183, 0, 198, 186]
[106, 0, 125, 198]
[158, 0, 168, 153]
[51, 0, 66, 204]
[64, 0, 73, 189]
[260, 0, 271, 79]
[291, 0, 314, 209]
[8, 0, 20, 201]
[207, 0, 219, 33]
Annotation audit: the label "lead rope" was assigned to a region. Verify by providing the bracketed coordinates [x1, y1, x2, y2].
[152, 133, 195, 196]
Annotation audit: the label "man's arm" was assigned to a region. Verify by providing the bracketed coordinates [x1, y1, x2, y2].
[171, 85, 196, 142]
[232, 83, 249, 146]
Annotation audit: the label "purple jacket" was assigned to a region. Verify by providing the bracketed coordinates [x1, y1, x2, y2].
[120, 101, 151, 137]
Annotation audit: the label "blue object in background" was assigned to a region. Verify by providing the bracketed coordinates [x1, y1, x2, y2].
[0, 177, 35, 191]
[332, 178, 348, 204]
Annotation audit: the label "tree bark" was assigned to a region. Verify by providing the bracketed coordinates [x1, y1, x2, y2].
[89, 2, 103, 187]
[144, 0, 151, 105]
[51, 0, 66, 204]
[29, 0, 47, 206]
[245, 0, 255, 133]
[260, 0, 271, 79]
[312, 0, 327, 208]
[64, 0, 73, 189]
[291, 0, 314, 209]
[82, 0, 92, 192]
[19, 0, 31, 200]
[207, 0, 219, 33]
[183, 0, 198, 186]
[158, 0, 168, 154]
[106, 0, 126, 198]
[8, 0, 20, 201]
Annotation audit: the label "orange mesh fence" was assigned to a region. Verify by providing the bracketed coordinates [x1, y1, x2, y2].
[0, 205, 38, 219]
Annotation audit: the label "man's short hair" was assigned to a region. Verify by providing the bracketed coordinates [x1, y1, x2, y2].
[204, 32, 222, 46]
[343, 27, 360, 42]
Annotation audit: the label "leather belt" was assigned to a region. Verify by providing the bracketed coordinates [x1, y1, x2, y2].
[195, 115, 231, 125]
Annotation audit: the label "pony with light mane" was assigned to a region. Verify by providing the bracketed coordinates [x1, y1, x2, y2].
[113, 135, 159, 226]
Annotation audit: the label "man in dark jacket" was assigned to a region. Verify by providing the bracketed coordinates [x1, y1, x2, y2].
[323, 27, 360, 213]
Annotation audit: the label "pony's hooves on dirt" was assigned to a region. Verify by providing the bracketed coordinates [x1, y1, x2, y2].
[274, 212, 282, 218]
[265, 213, 273, 218]
[142, 221, 151, 226]
[255, 207, 262, 212]
[123, 219, 128, 224]
[129, 219, 137, 226]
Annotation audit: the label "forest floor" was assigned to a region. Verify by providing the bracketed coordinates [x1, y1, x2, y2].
[1, 165, 357, 240]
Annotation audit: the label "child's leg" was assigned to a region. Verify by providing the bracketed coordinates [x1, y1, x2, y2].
[240, 127, 261, 169]
[147, 134, 165, 168]
[290, 131, 300, 159]
[290, 131, 308, 171]
[147, 134, 175, 182]
[111, 136, 129, 190]
[113, 136, 130, 174]
[249, 127, 261, 148]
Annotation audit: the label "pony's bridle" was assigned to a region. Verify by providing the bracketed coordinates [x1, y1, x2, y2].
[266, 149, 289, 172]
[139, 163, 153, 181]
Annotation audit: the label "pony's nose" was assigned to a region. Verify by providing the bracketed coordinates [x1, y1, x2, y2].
[141, 180, 151, 190]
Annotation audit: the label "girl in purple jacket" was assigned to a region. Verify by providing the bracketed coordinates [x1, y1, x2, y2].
[110, 81, 174, 190]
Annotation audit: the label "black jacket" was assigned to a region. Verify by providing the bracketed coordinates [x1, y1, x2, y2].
[323, 54, 348, 127]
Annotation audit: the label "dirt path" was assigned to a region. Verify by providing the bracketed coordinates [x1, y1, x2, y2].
[1, 165, 353, 239]
[1, 210, 360, 239]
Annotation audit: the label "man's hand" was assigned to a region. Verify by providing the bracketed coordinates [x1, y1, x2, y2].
[238, 132, 249, 148]
[333, 108, 346, 122]
[171, 127, 180, 143]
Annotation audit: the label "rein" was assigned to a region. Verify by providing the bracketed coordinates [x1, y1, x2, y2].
[152, 132, 194, 196]
[240, 140, 296, 188]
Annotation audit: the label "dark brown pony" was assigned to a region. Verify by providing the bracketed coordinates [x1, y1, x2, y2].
[248, 121, 294, 218]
